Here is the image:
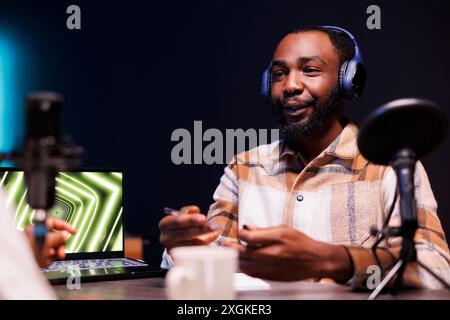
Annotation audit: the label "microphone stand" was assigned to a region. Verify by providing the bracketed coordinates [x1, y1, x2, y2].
[368, 148, 450, 300]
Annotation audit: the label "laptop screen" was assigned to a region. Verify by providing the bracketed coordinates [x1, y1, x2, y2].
[0, 169, 123, 255]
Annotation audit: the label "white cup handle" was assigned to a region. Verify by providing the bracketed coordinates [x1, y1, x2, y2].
[166, 266, 194, 299]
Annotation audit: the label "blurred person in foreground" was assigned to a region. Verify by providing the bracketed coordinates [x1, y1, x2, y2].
[0, 188, 75, 299]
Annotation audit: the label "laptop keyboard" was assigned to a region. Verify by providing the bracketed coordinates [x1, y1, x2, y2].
[42, 258, 147, 272]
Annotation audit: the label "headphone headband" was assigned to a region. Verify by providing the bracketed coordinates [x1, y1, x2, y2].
[319, 25, 362, 62]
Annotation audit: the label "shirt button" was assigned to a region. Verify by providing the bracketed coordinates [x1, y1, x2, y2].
[296, 194, 304, 202]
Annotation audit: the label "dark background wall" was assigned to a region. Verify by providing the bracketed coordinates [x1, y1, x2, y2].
[1, 0, 449, 261]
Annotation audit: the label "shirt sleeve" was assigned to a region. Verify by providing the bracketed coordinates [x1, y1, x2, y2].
[344, 161, 450, 290]
[160, 157, 241, 269]
[206, 156, 240, 244]
[160, 248, 174, 269]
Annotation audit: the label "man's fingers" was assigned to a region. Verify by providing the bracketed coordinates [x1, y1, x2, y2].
[47, 248, 56, 257]
[56, 245, 66, 260]
[164, 225, 214, 240]
[240, 259, 273, 273]
[45, 231, 66, 250]
[159, 205, 221, 250]
[238, 226, 285, 245]
[43, 232, 67, 263]
[223, 241, 245, 253]
[196, 230, 221, 243]
[46, 218, 76, 235]
[179, 205, 201, 214]
[159, 213, 206, 230]
[164, 230, 221, 249]
[239, 243, 287, 261]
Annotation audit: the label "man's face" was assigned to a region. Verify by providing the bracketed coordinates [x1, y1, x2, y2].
[270, 31, 342, 143]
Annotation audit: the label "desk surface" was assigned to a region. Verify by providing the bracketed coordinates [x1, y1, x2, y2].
[53, 277, 450, 300]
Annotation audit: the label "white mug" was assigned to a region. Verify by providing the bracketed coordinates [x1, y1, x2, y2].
[165, 246, 238, 300]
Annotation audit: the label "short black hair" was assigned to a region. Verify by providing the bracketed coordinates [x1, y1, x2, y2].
[290, 26, 355, 64]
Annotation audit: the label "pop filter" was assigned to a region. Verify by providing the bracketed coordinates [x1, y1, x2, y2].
[357, 98, 448, 165]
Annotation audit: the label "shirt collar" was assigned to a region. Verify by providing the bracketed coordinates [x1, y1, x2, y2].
[270, 121, 368, 173]
[324, 121, 360, 160]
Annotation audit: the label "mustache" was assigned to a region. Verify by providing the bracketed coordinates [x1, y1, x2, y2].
[280, 96, 316, 108]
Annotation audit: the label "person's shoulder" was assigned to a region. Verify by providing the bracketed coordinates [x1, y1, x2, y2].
[229, 140, 282, 168]
[376, 159, 430, 182]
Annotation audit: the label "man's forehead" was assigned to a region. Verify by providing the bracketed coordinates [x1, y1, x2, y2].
[273, 31, 339, 64]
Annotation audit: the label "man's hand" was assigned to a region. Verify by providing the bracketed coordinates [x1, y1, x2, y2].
[25, 218, 76, 268]
[159, 205, 221, 251]
[226, 225, 353, 282]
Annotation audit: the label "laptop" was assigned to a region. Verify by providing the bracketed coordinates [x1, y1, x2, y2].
[0, 168, 165, 284]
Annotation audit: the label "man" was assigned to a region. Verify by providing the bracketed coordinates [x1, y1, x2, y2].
[0, 188, 75, 299]
[159, 26, 450, 289]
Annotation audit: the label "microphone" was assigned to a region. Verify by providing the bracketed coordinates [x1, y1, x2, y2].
[357, 98, 449, 296]
[358, 98, 448, 234]
[357, 98, 448, 166]
[15, 92, 83, 246]
[23, 92, 62, 210]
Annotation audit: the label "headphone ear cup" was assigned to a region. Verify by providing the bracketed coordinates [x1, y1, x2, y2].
[341, 60, 366, 100]
[338, 60, 349, 98]
[260, 66, 272, 103]
[351, 62, 367, 98]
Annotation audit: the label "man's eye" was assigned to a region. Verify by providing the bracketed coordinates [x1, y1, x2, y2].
[272, 70, 286, 80]
[303, 68, 320, 75]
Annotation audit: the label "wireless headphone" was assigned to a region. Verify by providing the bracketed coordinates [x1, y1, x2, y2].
[260, 25, 367, 102]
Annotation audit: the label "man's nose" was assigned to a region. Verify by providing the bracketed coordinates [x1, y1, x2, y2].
[282, 71, 304, 96]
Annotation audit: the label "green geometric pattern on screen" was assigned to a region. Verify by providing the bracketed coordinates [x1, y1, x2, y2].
[0, 171, 123, 253]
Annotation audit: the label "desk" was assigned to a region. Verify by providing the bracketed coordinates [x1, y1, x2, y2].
[53, 277, 450, 300]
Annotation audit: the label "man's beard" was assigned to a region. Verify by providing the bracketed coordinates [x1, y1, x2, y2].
[273, 84, 341, 149]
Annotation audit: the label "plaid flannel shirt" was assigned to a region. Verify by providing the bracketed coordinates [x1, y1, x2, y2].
[205, 121, 450, 289]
